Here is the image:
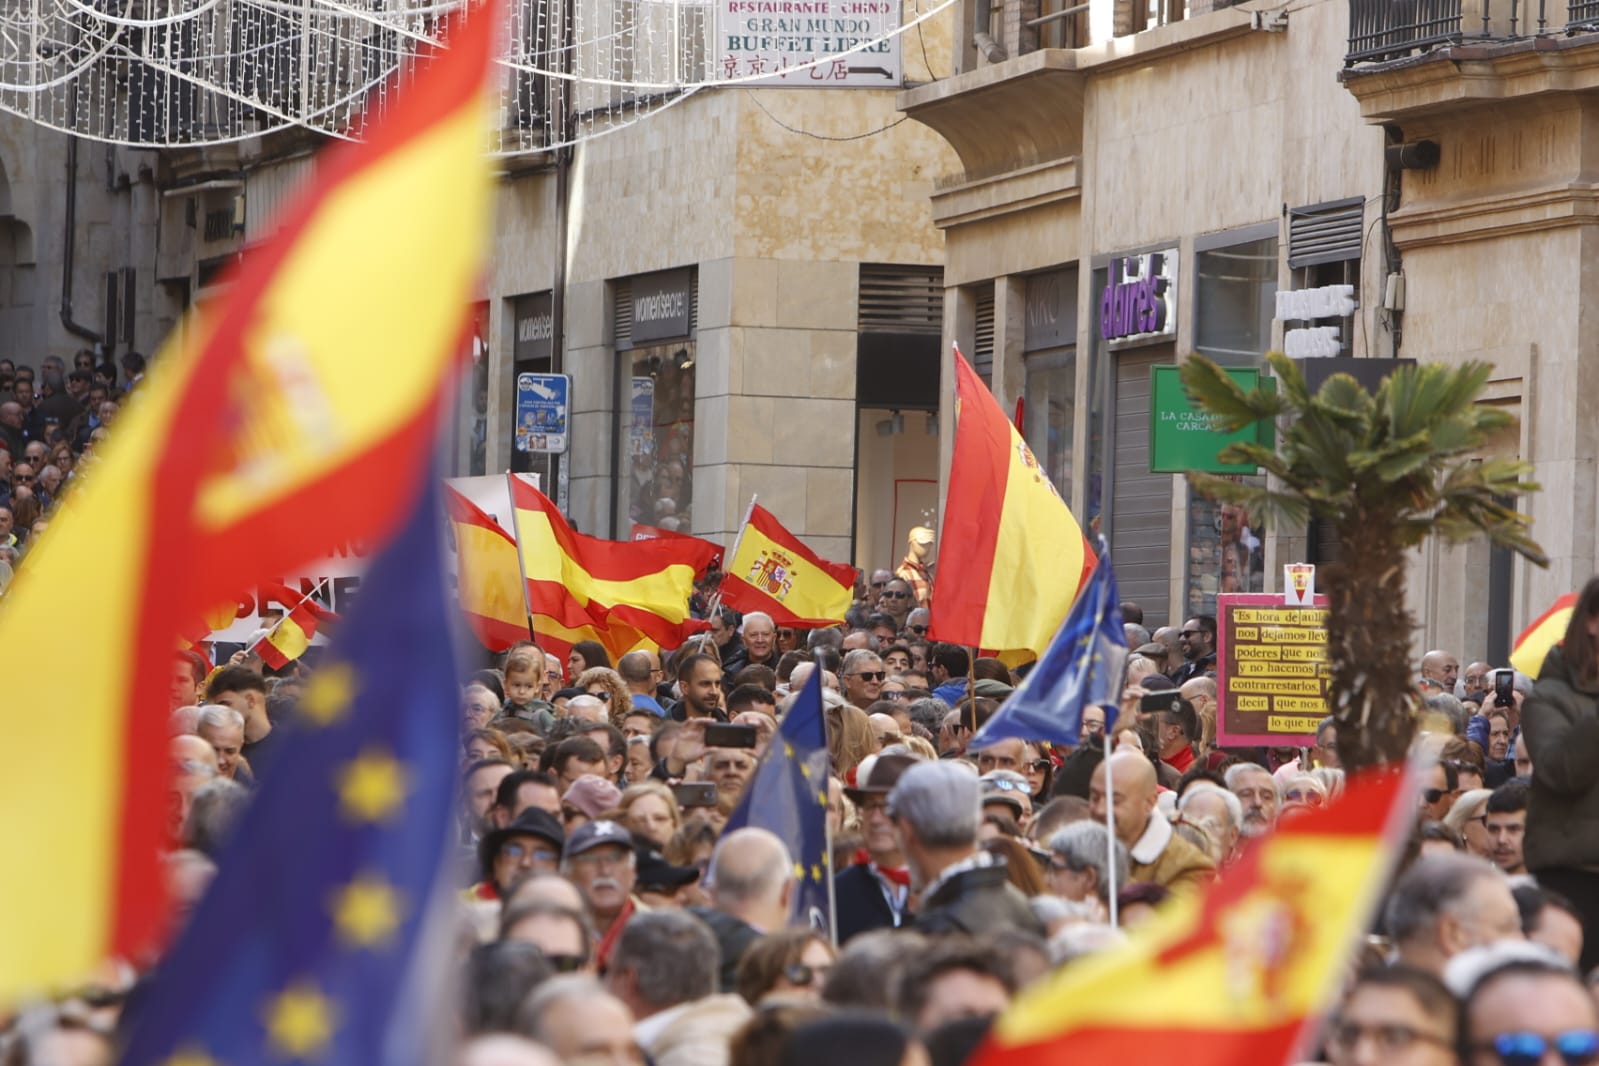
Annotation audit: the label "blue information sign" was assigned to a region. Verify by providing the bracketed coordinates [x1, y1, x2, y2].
[515, 373, 570, 454]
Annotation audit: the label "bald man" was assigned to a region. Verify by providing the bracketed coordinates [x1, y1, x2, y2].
[170, 735, 220, 842]
[1088, 751, 1214, 894]
[695, 827, 794, 991]
[1420, 650, 1459, 692]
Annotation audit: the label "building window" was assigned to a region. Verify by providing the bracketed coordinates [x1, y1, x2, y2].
[621, 345, 696, 534]
[1185, 478, 1265, 617]
[1022, 267, 1077, 502]
[1194, 231, 1278, 366]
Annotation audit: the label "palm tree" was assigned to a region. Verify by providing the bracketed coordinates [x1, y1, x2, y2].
[1179, 352, 1546, 770]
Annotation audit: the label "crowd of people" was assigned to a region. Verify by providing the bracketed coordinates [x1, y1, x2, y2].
[7, 351, 1599, 1066]
[0, 350, 139, 587]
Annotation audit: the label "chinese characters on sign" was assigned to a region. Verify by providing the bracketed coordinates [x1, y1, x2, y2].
[715, 0, 902, 87]
[1215, 593, 1330, 746]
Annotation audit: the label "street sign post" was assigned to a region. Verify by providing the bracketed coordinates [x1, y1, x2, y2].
[515, 372, 571, 455]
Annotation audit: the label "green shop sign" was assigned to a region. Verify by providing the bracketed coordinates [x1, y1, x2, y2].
[1148, 364, 1275, 475]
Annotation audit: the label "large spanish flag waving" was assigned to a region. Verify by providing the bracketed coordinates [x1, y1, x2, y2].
[1510, 592, 1576, 678]
[445, 483, 534, 653]
[972, 770, 1410, 1066]
[0, 8, 498, 999]
[929, 346, 1095, 659]
[509, 477, 719, 650]
[721, 503, 856, 627]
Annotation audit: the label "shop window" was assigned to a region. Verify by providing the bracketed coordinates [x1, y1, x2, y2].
[621, 344, 696, 533]
[1185, 477, 1265, 617]
[1194, 233, 1278, 366]
[1023, 354, 1075, 501]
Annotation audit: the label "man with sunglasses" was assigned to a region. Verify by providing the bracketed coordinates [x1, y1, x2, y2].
[1457, 949, 1599, 1066]
[904, 607, 932, 640]
[1172, 616, 1218, 686]
[878, 579, 917, 630]
[842, 649, 888, 710]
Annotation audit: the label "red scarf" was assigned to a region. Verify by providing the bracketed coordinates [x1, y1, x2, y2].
[852, 847, 911, 887]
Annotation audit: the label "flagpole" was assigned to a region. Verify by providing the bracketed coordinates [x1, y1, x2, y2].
[706, 493, 759, 623]
[1103, 731, 1119, 929]
[825, 789, 839, 947]
[965, 646, 978, 735]
[505, 471, 539, 642]
[243, 578, 331, 655]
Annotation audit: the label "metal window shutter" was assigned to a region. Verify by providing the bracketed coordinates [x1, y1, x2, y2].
[858, 264, 944, 336]
[613, 279, 633, 349]
[973, 288, 995, 380]
[1288, 199, 1365, 270]
[1110, 353, 1172, 627]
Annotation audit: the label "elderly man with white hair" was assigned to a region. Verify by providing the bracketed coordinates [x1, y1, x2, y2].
[739, 611, 778, 670]
[195, 704, 249, 782]
[1175, 782, 1243, 866]
[1044, 820, 1128, 922]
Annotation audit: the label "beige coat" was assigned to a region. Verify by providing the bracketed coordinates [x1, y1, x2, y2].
[643, 994, 753, 1066]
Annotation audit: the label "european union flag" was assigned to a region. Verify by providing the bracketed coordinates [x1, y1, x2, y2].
[969, 546, 1128, 750]
[721, 668, 835, 942]
[121, 483, 460, 1066]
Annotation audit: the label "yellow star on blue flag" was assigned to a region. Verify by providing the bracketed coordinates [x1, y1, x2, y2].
[120, 483, 460, 1066]
[720, 669, 834, 941]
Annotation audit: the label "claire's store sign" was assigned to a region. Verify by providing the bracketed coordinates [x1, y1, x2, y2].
[1100, 250, 1178, 349]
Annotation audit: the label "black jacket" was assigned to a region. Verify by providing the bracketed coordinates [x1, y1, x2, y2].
[688, 905, 763, 993]
[915, 862, 1045, 939]
[1172, 652, 1217, 686]
[834, 863, 904, 944]
[1523, 646, 1599, 872]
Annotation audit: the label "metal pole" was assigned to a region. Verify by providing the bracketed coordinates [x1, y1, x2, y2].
[1103, 739, 1119, 929]
[505, 472, 540, 642]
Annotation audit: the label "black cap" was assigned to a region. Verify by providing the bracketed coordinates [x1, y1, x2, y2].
[477, 808, 565, 881]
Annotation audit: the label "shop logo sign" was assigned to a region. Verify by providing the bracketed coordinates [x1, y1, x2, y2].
[1100, 250, 1177, 347]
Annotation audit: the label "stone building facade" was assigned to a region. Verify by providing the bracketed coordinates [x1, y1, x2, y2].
[901, 0, 1598, 662]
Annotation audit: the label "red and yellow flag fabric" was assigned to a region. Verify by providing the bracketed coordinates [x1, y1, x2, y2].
[972, 771, 1409, 1066]
[929, 346, 1095, 659]
[721, 503, 856, 627]
[533, 615, 654, 673]
[508, 477, 719, 650]
[1511, 592, 1576, 678]
[444, 484, 534, 653]
[254, 583, 338, 670]
[0, 8, 498, 999]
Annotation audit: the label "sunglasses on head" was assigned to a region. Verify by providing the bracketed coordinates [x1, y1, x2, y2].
[1474, 1030, 1599, 1066]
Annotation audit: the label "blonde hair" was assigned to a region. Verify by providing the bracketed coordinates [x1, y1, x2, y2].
[616, 780, 682, 835]
[576, 666, 632, 726]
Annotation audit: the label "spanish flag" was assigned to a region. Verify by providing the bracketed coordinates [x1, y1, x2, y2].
[929, 346, 1095, 659]
[445, 484, 533, 653]
[508, 477, 719, 650]
[254, 582, 338, 671]
[0, 8, 498, 998]
[721, 503, 856, 627]
[533, 615, 654, 672]
[1510, 592, 1576, 678]
[972, 770, 1409, 1066]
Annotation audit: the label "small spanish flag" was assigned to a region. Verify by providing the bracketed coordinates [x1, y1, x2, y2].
[929, 345, 1095, 660]
[971, 770, 1410, 1066]
[254, 582, 337, 670]
[721, 503, 856, 627]
[1510, 592, 1576, 679]
[508, 477, 719, 649]
[444, 484, 533, 653]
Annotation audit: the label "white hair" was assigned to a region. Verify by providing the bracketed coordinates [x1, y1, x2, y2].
[1177, 781, 1243, 827]
[741, 611, 774, 633]
[1224, 762, 1273, 790]
[196, 704, 245, 732]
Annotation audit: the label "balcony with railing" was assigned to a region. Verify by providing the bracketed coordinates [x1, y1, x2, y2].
[1347, 0, 1599, 66]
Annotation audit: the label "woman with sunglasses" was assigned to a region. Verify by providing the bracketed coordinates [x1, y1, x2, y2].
[734, 929, 836, 1005]
[1021, 742, 1054, 800]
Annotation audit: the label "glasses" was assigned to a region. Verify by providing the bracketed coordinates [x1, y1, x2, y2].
[849, 671, 886, 682]
[1284, 789, 1323, 806]
[1473, 1030, 1599, 1066]
[1081, 720, 1105, 735]
[14, 473, 32, 482]
[984, 778, 1027, 793]
[880, 590, 910, 599]
[1029, 759, 1052, 773]
[883, 690, 907, 701]
[1422, 787, 1454, 804]
[1327, 1020, 1452, 1057]
[1179, 629, 1202, 638]
[907, 624, 928, 634]
[501, 843, 559, 864]
[1046, 857, 1080, 875]
[541, 953, 587, 974]
[783, 962, 827, 987]
[588, 691, 611, 702]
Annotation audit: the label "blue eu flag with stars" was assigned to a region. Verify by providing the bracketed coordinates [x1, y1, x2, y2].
[969, 545, 1128, 750]
[721, 668, 835, 942]
[122, 482, 460, 1066]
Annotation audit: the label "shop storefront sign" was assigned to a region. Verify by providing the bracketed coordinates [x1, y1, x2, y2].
[516, 372, 570, 454]
[513, 291, 554, 362]
[1216, 593, 1330, 745]
[1025, 268, 1076, 351]
[714, 0, 902, 87]
[1148, 364, 1274, 474]
[1100, 250, 1177, 348]
[1275, 283, 1355, 359]
[630, 268, 693, 344]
